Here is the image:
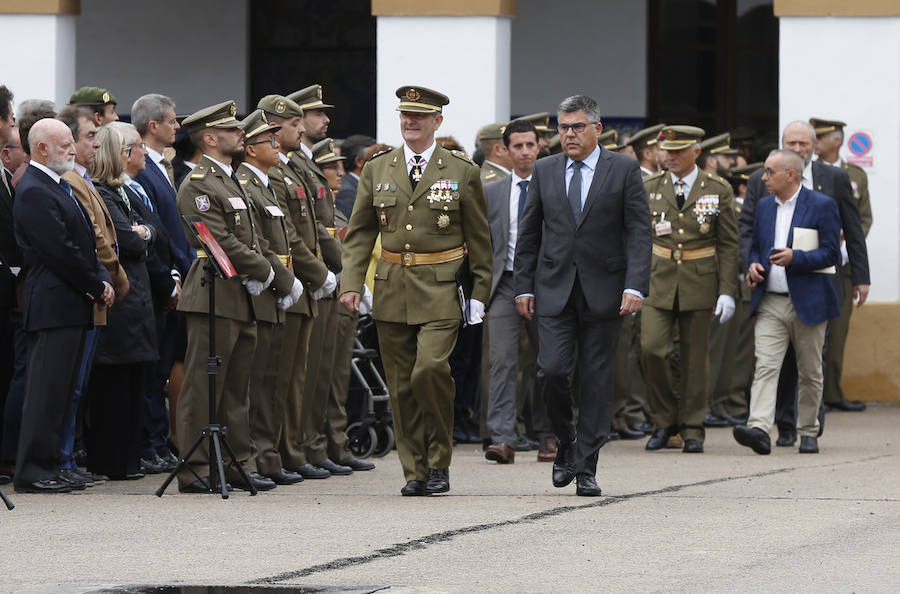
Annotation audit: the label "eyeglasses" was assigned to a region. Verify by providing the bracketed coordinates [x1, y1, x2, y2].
[246, 137, 279, 148]
[123, 142, 146, 157]
[763, 168, 788, 176]
[557, 122, 596, 135]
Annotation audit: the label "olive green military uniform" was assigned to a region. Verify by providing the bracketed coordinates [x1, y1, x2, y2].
[478, 122, 510, 184]
[174, 101, 295, 488]
[341, 87, 493, 483]
[641, 126, 739, 443]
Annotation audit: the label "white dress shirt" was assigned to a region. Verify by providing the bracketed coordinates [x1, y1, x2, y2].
[766, 185, 801, 294]
[204, 155, 234, 179]
[146, 146, 173, 187]
[242, 162, 270, 188]
[565, 145, 600, 209]
[801, 160, 813, 190]
[30, 159, 61, 183]
[484, 160, 511, 176]
[403, 141, 437, 175]
[506, 172, 531, 271]
[299, 143, 313, 160]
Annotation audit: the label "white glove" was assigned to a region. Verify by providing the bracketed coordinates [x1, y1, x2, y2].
[840, 241, 849, 267]
[244, 266, 275, 296]
[311, 270, 337, 300]
[359, 285, 373, 316]
[714, 294, 736, 324]
[277, 278, 304, 310]
[467, 298, 486, 325]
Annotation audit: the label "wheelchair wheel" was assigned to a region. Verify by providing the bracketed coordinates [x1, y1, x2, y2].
[346, 422, 377, 459]
[372, 423, 395, 458]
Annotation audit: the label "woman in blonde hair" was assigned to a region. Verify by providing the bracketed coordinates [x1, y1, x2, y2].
[84, 125, 158, 480]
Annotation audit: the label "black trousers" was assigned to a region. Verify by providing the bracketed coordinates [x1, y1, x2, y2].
[86, 361, 148, 478]
[537, 276, 622, 476]
[14, 326, 86, 486]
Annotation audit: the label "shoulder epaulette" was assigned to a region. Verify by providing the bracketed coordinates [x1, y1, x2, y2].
[704, 172, 729, 186]
[451, 149, 475, 165]
[190, 165, 208, 180]
[845, 161, 865, 174]
[369, 149, 391, 160]
[644, 170, 666, 183]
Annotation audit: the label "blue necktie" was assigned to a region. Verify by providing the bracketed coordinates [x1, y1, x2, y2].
[59, 178, 87, 222]
[129, 181, 154, 212]
[82, 172, 96, 191]
[517, 179, 529, 221]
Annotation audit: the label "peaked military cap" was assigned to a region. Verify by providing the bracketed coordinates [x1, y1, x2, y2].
[809, 117, 847, 135]
[700, 132, 738, 155]
[477, 122, 506, 142]
[729, 162, 764, 180]
[598, 129, 618, 149]
[257, 94, 304, 119]
[181, 100, 241, 131]
[521, 112, 552, 134]
[395, 85, 449, 114]
[69, 86, 116, 106]
[312, 138, 345, 165]
[241, 109, 281, 141]
[659, 125, 705, 151]
[548, 134, 561, 155]
[287, 84, 333, 111]
[627, 123, 665, 150]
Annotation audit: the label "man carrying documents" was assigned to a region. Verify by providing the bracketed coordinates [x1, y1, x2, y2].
[734, 149, 841, 456]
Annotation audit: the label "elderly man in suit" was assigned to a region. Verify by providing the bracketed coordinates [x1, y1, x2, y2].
[737, 121, 869, 446]
[13, 118, 114, 493]
[735, 149, 841, 455]
[514, 95, 651, 496]
[335, 134, 375, 218]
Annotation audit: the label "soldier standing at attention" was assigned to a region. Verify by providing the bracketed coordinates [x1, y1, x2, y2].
[340, 86, 492, 496]
[641, 126, 738, 454]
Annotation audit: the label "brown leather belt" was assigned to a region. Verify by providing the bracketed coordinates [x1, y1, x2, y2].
[652, 244, 716, 263]
[382, 246, 465, 267]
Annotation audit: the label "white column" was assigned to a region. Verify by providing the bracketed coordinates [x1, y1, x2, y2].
[376, 15, 511, 155]
[1, 13, 76, 109]
[778, 16, 900, 301]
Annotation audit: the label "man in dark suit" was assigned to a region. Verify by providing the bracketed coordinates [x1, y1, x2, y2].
[735, 149, 841, 455]
[737, 121, 869, 445]
[514, 95, 651, 496]
[13, 118, 114, 493]
[334, 134, 374, 218]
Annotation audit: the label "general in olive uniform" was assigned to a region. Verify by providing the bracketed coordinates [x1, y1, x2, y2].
[174, 101, 297, 492]
[340, 86, 492, 495]
[641, 126, 739, 453]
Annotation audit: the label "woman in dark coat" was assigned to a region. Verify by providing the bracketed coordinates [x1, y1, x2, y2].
[85, 124, 158, 479]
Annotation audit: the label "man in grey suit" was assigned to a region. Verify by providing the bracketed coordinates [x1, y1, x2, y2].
[515, 95, 651, 496]
[483, 119, 554, 464]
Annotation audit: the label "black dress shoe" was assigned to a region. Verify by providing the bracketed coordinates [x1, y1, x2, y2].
[316, 458, 352, 476]
[264, 469, 304, 485]
[178, 477, 232, 493]
[703, 413, 731, 428]
[552, 438, 576, 487]
[645, 426, 677, 450]
[722, 412, 748, 426]
[56, 471, 87, 490]
[400, 480, 427, 496]
[158, 450, 179, 469]
[0, 474, 10, 485]
[291, 463, 331, 479]
[776, 430, 796, 447]
[140, 455, 165, 475]
[606, 431, 621, 441]
[15, 478, 73, 493]
[575, 474, 602, 497]
[75, 469, 106, 483]
[682, 439, 704, 453]
[632, 421, 654, 435]
[799, 435, 819, 453]
[343, 457, 375, 471]
[231, 472, 276, 491]
[733, 425, 771, 455]
[616, 426, 645, 440]
[59, 467, 91, 487]
[828, 398, 866, 412]
[425, 468, 450, 494]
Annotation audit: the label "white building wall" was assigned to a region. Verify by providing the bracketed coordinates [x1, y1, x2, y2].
[780, 17, 900, 301]
[3, 14, 77, 108]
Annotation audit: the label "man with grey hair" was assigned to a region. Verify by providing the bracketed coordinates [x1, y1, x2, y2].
[737, 120, 869, 446]
[13, 118, 113, 493]
[514, 94, 650, 496]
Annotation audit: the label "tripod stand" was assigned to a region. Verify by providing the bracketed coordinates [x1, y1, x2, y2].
[156, 219, 257, 499]
[0, 486, 12, 510]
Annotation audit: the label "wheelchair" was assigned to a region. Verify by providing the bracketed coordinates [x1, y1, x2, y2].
[345, 314, 394, 459]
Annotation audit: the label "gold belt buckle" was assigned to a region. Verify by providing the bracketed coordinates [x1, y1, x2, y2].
[401, 252, 414, 267]
[672, 248, 683, 262]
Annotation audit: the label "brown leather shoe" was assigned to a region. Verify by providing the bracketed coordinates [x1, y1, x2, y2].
[484, 442, 515, 464]
[537, 437, 557, 462]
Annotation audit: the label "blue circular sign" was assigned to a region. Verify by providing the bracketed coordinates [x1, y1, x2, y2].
[848, 132, 872, 156]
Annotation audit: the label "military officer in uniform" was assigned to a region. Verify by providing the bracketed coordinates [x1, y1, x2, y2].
[628, 124, 666, 177]
[641, 126, 739, 453]
[478, 123, 512, 184]
[174, 101, 300, 493]
[69, 86, 119, 127]
[340, 85, 492, 496]
[810, 117, 872, 412]
[257, 93, 336, 480]
[521, 112, 553, 157]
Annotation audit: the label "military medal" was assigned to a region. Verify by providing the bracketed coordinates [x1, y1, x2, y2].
[412, 164, 423, 182]
[234, 212, 241, 226]
[699, 222, 710, 234]
[436, 213, 450, 229]
[376, 183, 382, 191]
[390, 184, 396, 192]
[380, 212, 388, 226]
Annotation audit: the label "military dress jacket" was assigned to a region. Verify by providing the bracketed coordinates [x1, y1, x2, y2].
[175, 155, 293, 322]
[480, 160, 510, 184]
[341, 144, 492, 325]
[289, 150, 342, 272]
[644, 169, 738, 311]
[842, 161, 872, 236]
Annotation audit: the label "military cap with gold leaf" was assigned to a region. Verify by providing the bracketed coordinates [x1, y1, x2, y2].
[395, 85, 449, 114]
[627, 123, 665, 151]
[729, 162, 763, 181]
[809, 117, 847, 135]
[659, 125, 705, 151]
[521, 112, 552, 134]
[69, 86, 116, 106]
[477, 122, 506, 142]
[287, 84, 333, 111]
[699, 132, 737, 155]
[598, 129, 618, 149]
[257, 94, 304, 119]
[240, 109, 281, 141]
[181, 100, 241, 132]
[311, 138, 345, 166]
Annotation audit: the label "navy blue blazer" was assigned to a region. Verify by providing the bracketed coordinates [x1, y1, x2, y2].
[335, 173, 359, 219]
[749, 186, 842, 326]
[135, 155, 194, 276]
[13, 164, 111, 331]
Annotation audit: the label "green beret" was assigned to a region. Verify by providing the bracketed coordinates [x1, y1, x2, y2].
[69, 86, 116, 106]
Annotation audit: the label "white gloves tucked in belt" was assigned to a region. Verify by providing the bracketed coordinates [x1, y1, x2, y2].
[311, 270, 337, 300]
[244, 266, 274, 296]
[359, 285, 373, 316]
[715, 294, 736, 324]
[277, 278, 304, 310]
[467, 298, 486, 325]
